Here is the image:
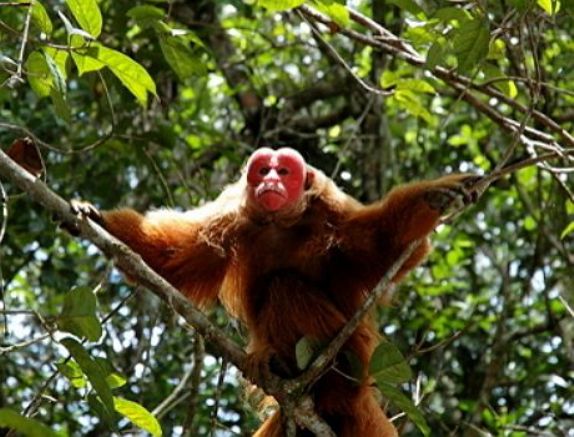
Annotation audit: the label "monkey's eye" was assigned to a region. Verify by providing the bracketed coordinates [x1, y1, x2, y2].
[278, 168, 289, 176]
[259, 167, 271, 176]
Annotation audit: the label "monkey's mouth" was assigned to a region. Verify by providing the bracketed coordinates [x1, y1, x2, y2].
[256, 184, 288, 211]
[256, 183, 287, 198]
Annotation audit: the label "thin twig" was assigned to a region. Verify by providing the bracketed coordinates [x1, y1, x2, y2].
[298, 10, 393, 97]
[15, 1, 33, 80]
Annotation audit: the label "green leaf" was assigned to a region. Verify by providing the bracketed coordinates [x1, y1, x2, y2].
[377, 383, 430, 436]
[88, 394, 117, 428]
[50, 87, 71, 123]
[295, 337, 318, 370]
[561, 222, 574, 239]
[30, 1, 53, 35]
[393, 90, 434, 124]
[25, 51, 52, 98]
[433, 7, 470, 22]
[482, 63, 517, 98]
[369, 341, 412, 384]
[0, 409, 57, 437]
[537, 0, 561, 14]
[95, 45, 157, 106]
[94, 357, 127, 389]
[61, 338, 114, 415]
[396, 79, 436, 94]
[44, 51, 66, 94]
[72, 50, 106, 75]
[159, 35, 206, 80]
[127, 5, 165, 29]
[58, 287, 102, 341]
[66, 0, 102, 38]
[56, 360, 87, 388]
[426, 40, 445, 69]
[257, 0, 305, 11]
[114, 397, 162, 437]
[44, 48, 69, 80]
[387, 0, 425, 16]
[453, 18, 490, 74]
[313, 1, 350, 27]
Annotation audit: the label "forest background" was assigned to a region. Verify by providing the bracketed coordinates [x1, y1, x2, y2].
[0, 0, 573, 435]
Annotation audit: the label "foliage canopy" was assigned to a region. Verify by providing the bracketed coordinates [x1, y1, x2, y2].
[1, 0, 573, 435]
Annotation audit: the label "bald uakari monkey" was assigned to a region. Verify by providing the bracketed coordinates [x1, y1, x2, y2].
[73, 148, 478, 436]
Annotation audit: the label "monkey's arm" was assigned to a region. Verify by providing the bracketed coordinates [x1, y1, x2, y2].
[341, 174, 478, 285]
[86, 207, 229, 308]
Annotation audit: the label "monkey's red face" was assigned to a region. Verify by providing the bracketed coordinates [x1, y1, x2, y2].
[246, 148, 308, 212]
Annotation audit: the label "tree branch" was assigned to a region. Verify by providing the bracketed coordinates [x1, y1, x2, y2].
[0, 148, 336, 436]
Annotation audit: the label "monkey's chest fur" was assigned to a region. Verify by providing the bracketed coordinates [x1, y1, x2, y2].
[221, 216, 357, 368]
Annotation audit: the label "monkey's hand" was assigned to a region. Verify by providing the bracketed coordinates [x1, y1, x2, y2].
[423, 174, 482, 213]
[245, 348, 293, 388]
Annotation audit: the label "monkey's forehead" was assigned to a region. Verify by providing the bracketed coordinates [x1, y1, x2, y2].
[248, 147, 306, 165]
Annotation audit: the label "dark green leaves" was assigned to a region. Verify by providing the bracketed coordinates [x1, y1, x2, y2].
[378, 383, 430, 436]
[369, 341, 413, 384]
[61, 338, 115, 416]
[0, 409, 57, 437]
[57, 286, 102, 341]
[159, 35, 206, 80]
[452, 18, 490, 74]
[369, 341, 429, 435]
[295, 337, 320, 370]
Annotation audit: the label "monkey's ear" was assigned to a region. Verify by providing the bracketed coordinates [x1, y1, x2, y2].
[305, 169, 315, 190]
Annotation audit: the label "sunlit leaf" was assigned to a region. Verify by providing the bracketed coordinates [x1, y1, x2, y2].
[66, 0, 103, 38]
[95, 45, 157, 106]
[257, 0, 305, 12]
[94, 357, 127, 389]
[482, 63, 517, 98]
[397, 79, 436, 94]
[56, 360, 87, 388]
[537, 0, 561, 14]
[561, 222, 574, 239]
[114, 397, 162, 437]
[523, 216, 537, 231]
[313, 1, 350, 26]
[30, 0, 53, 35]
[393, 90, 434, 124]
[25, 51, 51, 98]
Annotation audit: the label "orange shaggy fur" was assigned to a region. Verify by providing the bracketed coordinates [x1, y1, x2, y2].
[100, 163, 471, 436]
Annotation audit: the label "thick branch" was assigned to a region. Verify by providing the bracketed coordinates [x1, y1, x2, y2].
[0, 148, 335, 436]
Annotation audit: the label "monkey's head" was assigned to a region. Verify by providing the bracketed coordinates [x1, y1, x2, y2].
[246, 147, 314, 213]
